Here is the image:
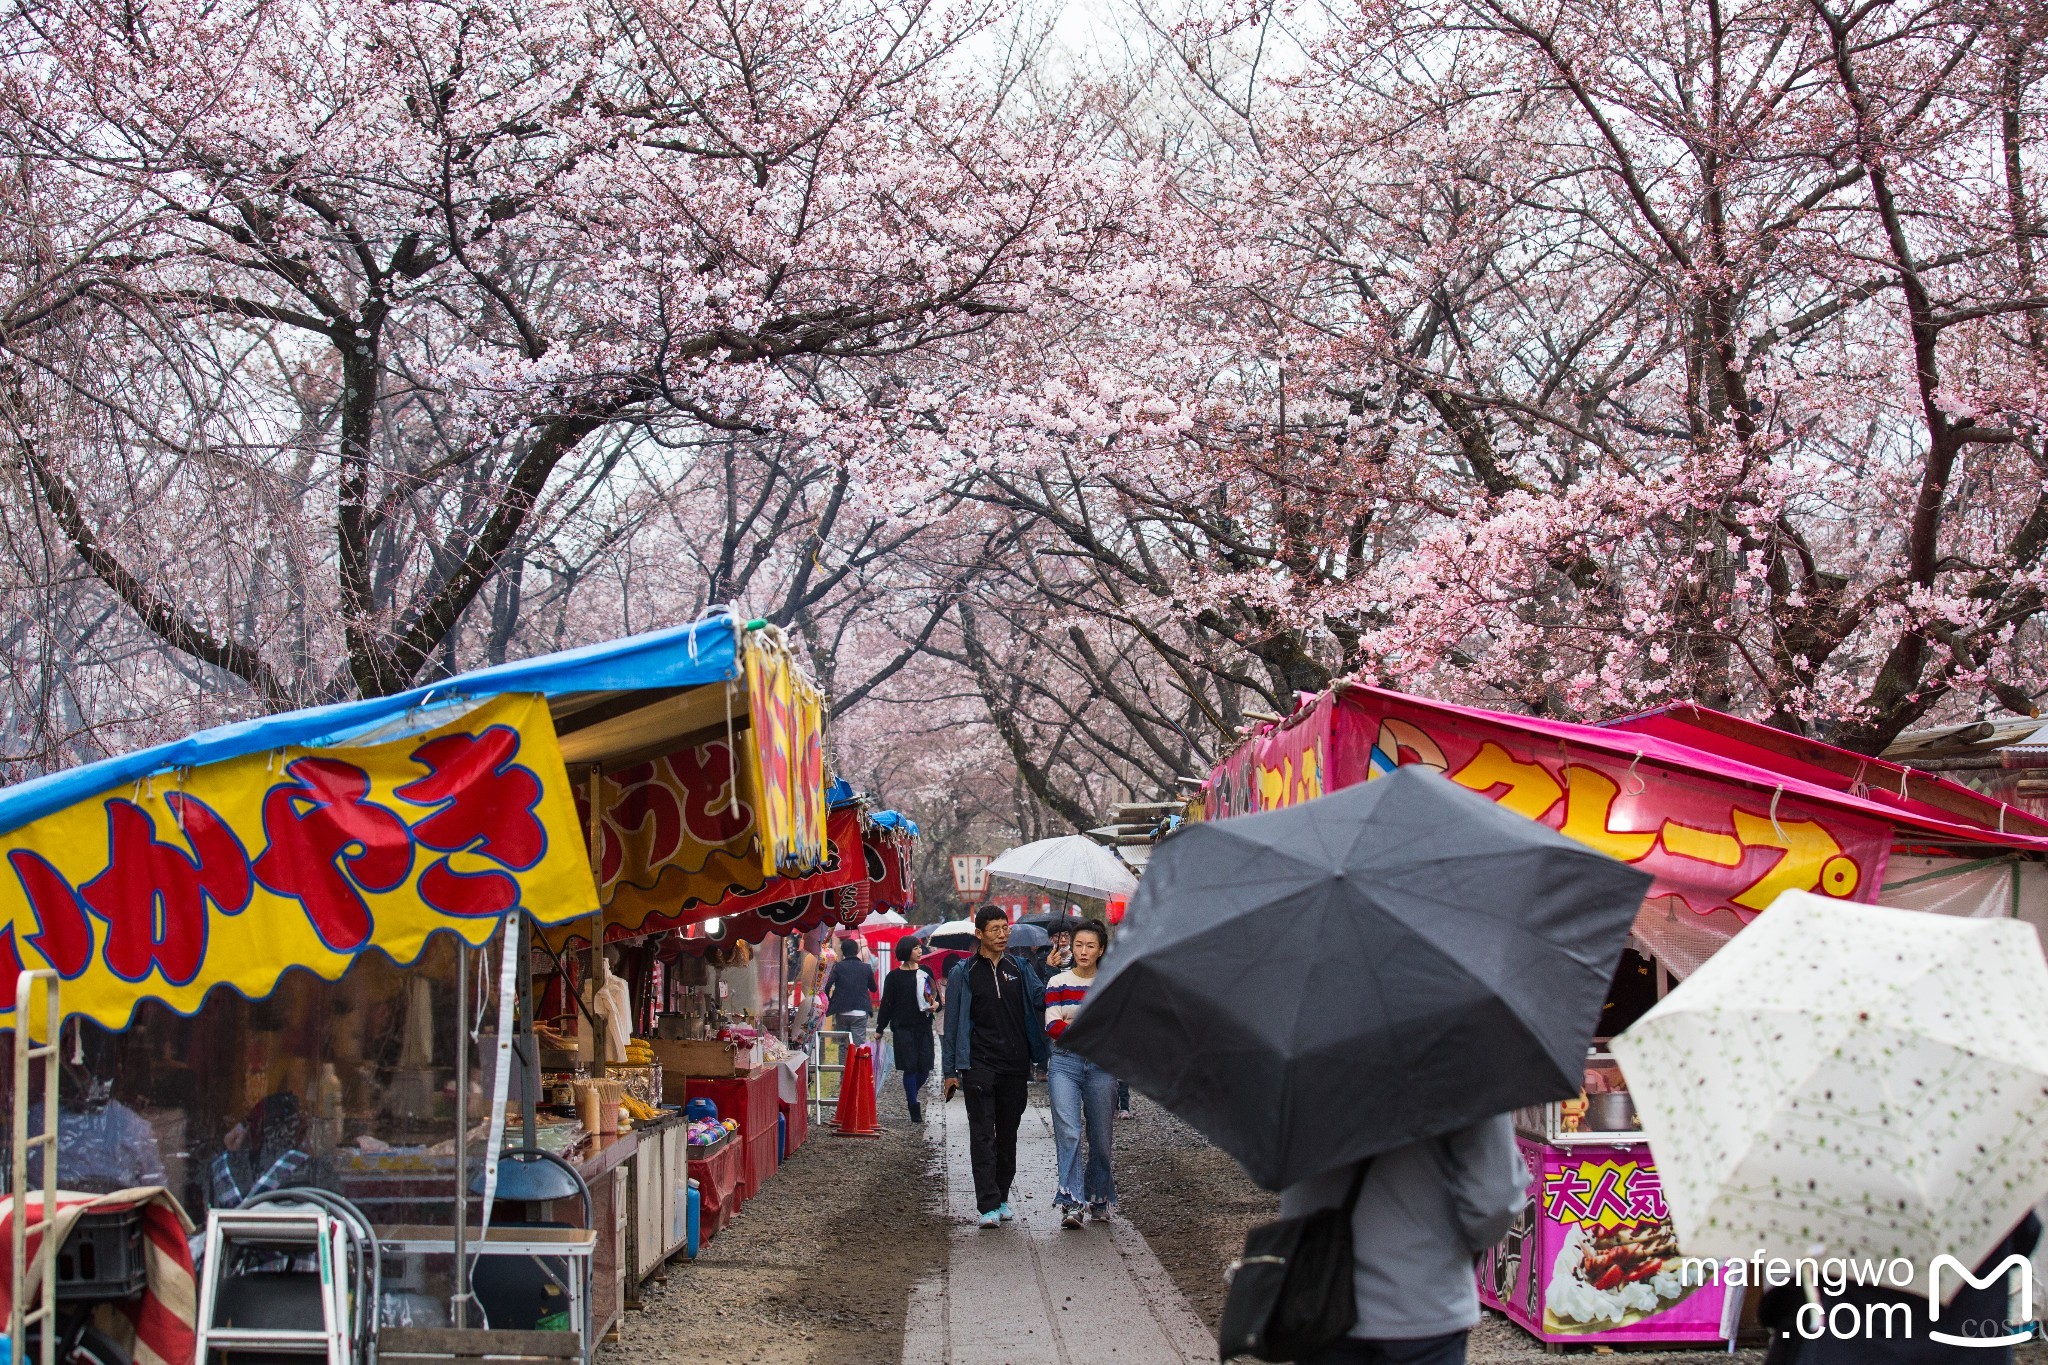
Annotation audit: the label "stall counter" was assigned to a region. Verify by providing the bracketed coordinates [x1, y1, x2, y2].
[688, 1067, 779, 1198]
[626, 1112, 691, 1291]
[545, 1129, 637, 1346]
[689, 1136, 744, 1241]
[1481, 1128, 1733, 1347]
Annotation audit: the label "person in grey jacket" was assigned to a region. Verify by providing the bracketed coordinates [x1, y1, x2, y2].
[1277, 1113, 1530, 1365]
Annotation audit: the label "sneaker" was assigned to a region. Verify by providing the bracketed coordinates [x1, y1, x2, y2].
[1089, 1202, 1114, 1222]
[1117, 1109, 1135, 1121]
[979, 1210, 1001, 1229]
[1060, 1210, 1084, 1230]
[998, 1202, 1015, 1222]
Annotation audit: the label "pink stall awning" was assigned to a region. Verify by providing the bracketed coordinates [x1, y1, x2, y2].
[1344, 688, 2048, 854]
[1203, 685, 2048, 975]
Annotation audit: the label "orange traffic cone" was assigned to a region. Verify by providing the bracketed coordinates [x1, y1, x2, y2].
[834, 1043, 881, 1137]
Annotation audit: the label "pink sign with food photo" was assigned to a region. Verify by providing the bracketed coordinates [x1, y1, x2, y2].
[1480, 1137, 1732, 1345]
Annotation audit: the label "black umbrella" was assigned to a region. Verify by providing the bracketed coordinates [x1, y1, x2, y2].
[1060, 765, 1651, 1190]
[1007, 922, 1052, 949]
[1020, 911, 1087, 935]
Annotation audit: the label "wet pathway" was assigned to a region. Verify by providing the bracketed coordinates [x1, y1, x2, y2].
[900, 1091, 1212, 1364]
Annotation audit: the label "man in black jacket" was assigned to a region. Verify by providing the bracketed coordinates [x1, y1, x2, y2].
[824, 936, 877, 1043]
[942, 905, 1047, 1228]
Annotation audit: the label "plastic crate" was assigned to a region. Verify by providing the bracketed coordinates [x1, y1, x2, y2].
[54, 1208, 148, 1301]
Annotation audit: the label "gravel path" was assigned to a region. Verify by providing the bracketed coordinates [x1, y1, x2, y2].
[613, 1077, 945, 1365]
[1114, 1096, 1277, 1336]
[609, 1086, 2048, 1364]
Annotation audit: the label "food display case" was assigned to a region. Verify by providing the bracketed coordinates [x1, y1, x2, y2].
[1479, 1051, 1737, 1347]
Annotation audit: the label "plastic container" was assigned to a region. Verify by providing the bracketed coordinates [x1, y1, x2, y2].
[778, 1111, 787, 1163]
[55, 1208, 148, 1301]
[684, 1098, 719, 1123]
[685, 1181, 701, 1259]
[1585, 1090, 1638, 1131]
[594, 1079, 625, 1134]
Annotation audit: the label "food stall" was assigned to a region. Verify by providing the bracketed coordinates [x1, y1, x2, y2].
[533, 765, 918, 1256]
[0, 611, 837, 1362]
[1483, 1053, 1735, 1343]
[1204, 683, 2048, 1348]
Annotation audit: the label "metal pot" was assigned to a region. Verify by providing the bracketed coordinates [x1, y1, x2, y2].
[1585, 1090, 1638, 1131]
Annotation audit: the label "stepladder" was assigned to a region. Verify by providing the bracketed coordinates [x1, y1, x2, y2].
[195, 1204, 361, 1365]
[10, 969, 61, 1365]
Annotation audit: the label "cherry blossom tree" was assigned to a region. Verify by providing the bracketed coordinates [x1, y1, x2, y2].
[0, 0, 1170, 731]
[11, 0, 2048, 825]
[1102, 0, 2048, 754]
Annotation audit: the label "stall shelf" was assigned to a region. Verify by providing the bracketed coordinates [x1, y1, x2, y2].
[377, 1226, 597, 1359]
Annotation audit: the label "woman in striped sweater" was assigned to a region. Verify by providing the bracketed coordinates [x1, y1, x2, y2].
[1043, 918, 1119, 1229]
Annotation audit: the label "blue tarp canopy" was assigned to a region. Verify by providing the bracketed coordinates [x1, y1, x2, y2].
[0, 612, 744, 838]
[824, 778, 918, 836]
[870, 810, 920, 836]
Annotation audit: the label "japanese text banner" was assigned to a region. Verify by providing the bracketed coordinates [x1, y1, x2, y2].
[1330, 691, 1891, 922]
[0, 693, 597, 1029]
[579, 735, 769, 935]
[1202, 697, 1333, 820]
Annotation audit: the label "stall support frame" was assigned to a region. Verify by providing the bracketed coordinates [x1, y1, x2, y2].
[10, 969, 58, 1365]
[808, 1030, 851, 1123]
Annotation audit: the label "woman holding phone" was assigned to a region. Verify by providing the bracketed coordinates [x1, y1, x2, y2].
[1043, 918, 1118, 1228]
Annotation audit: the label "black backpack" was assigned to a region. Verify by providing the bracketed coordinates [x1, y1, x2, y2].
[1217, 1160, 1372, 1361]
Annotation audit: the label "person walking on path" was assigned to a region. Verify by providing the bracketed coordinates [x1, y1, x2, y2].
[942, 904, 1047, 1229]
[1044, 917, 1119, 1229]
[1277, 1115, 1530, 1365]
[874, 936, 938, 1122]
[824, 936, 877, 1044]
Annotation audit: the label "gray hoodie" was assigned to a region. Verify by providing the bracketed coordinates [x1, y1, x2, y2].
[1277, 1114, 1529, 1341]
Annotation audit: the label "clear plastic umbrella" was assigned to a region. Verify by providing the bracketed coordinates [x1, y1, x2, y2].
[987, 835, 1138, 901]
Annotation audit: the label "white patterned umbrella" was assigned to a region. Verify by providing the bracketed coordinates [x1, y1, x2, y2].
[1612, 891, 2048, 1297]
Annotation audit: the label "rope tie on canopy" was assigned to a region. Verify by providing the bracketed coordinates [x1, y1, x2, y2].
[404, 686, 446, 729]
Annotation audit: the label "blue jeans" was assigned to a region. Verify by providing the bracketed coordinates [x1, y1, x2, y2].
[1047, 1047, 1117, 1210]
